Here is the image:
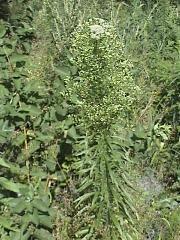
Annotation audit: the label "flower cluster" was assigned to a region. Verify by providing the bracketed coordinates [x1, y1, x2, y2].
[67, 18, 140, 133]
[90, 24, 105, 39]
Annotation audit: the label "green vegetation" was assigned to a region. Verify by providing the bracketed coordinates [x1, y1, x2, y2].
[0, 0, 179, 239]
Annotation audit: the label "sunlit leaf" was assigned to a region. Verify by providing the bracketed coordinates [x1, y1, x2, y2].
[0, 177, 20, 193]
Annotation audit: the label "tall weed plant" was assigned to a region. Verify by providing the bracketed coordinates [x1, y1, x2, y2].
[65, 18, 140, 239]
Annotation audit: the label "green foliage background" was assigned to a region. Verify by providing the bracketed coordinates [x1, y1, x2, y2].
[0, 0, 179, 239]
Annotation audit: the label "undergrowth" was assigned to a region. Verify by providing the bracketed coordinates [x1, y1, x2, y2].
[0, 0, 179, 239]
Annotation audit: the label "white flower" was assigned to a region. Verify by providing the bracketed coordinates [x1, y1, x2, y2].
[89, 24, 105, 39]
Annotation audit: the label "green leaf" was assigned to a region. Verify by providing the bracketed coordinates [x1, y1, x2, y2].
[75, 192, 95, 207]
[0, 23, 6, 38]
[32, 199, 49, 212]
[30, 210, 39, 225]
[0, 216, 17, 231]
[0, 69, 9, 79]
[19, 104, 42, 116]
[13, 79, 22, 90]
[55, 106, 67, 117]
[75, 229, 89, 238]
[10, 231, 31, 240]
[0, 46, 14, 56]
[46, 160, 56, 172]
[33, 229, 54, 240]
[134, 125, 147, 139]
[0, 158, 10, 168]
[0, 84, 9, 96]
[67, 126, 77, 139]
[13, 133, 26, 146]
[31, 167, 47, 178]
[10, 53, 27, 63]
[12, 199, 27, 214]
[70, 65, 78, 75]
[76, 180, 93, 193]
[39, 215, 52, 228]
[29, 140, 40, 154]
[55, 171, 67, 183]
[36, 132, 54, 142]
[55, 66, 70, 79]
[0, 177, 20, 193]
[111, 213, 123, 236]
[0, 197, 14, 205]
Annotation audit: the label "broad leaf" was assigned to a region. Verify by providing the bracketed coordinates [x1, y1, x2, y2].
[0, 177, 20, 193]
[33, 229, 54, 240]
[0, 158, 10, 168]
